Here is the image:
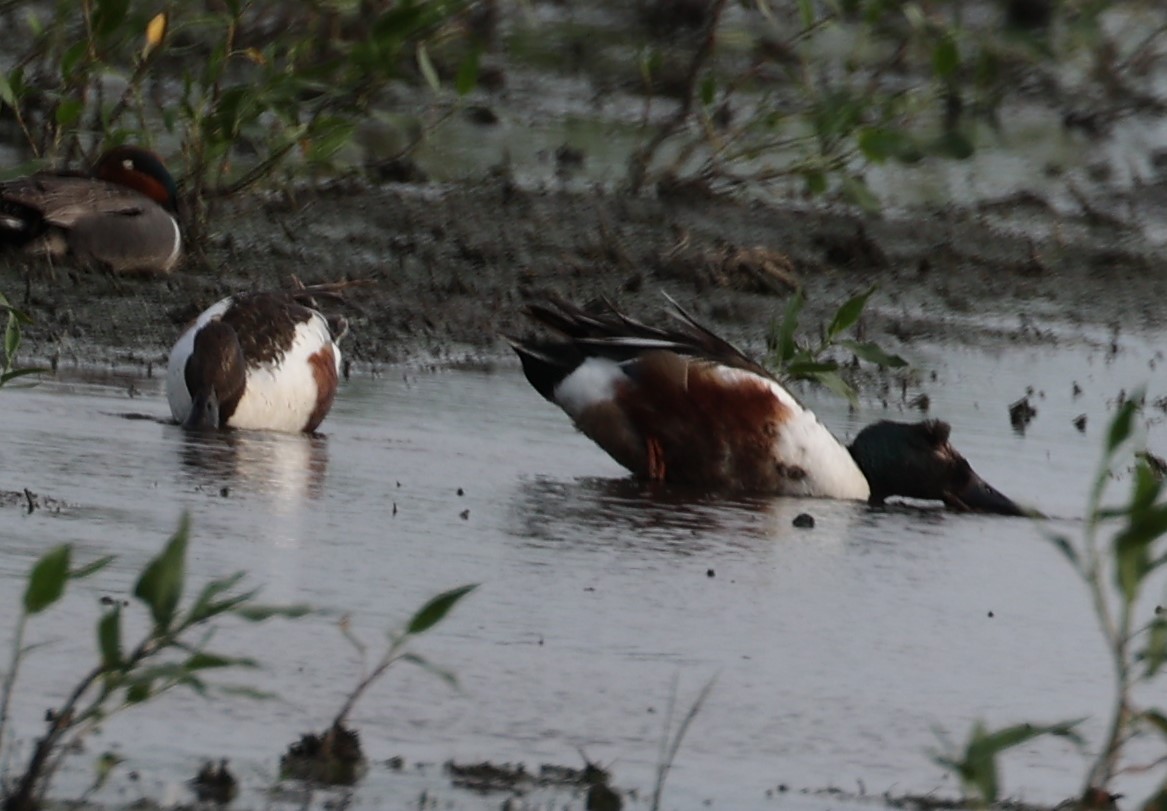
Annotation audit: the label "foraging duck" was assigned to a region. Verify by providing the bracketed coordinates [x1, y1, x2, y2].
[507, 295, 1024, 514]
[166, 291, 346, 433]
[0, 145, 181, 273]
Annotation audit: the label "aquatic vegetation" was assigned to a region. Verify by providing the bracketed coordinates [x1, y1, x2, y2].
[936, 394, 1167, 806]
[627, 0, 1139, 205]
[280, 583, 477, 785]
[767, 285, 907, 404]
[0, 513, 309, 811]
[0, 0, 478, 231]
[0, 292, 41, 387]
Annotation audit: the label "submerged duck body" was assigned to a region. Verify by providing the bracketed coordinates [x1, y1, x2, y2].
[508, 296, 1023, 515]
[0, 145, 181, 273]
[166, 292, 345, 433]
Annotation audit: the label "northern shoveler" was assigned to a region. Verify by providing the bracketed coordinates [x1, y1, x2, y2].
[166, 291, 347, 433]
[507, 295, 1024, 515]
[0, 145, 181, 273]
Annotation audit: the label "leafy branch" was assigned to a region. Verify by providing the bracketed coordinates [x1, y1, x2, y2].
[1, 514, 309, 811]
[766, 286, 907, 403]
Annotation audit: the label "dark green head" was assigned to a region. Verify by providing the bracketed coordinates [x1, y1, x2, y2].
[847, 420, 1024, 515]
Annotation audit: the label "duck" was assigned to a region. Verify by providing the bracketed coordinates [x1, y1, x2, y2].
[506, 295, 1025, 515]
[166, 290, 347, 433]
[0, 145, 181, 273]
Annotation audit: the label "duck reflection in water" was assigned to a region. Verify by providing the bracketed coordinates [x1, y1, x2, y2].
[178, 428, 330, 503]
[510, 474, 852, 551]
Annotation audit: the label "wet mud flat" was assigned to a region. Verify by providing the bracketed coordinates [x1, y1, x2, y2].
[5, 175, 1167, 372]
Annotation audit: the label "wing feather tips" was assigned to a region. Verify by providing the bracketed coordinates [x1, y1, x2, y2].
[505, 337, 585, 404]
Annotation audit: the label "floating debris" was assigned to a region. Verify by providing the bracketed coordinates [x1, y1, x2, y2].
[793, 513, 815, 529]
[906, 393, 930, 413]
[189, 759, 237, 805]
[1009, 396, 1037, 432]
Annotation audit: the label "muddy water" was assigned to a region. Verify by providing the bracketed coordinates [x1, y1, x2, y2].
[2, 337, 1166, 810]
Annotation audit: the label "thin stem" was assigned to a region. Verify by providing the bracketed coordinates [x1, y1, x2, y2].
[331, 636, 407, 731]
[627, 0, 730, 193]
[3, 625, 170, 811]
[1086, 598, 1134, 790]
[650, 675, 716, 811]
[0, 612, 29, 764]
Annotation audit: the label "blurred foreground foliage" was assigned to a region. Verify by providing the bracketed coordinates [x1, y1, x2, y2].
[0, 0, 1159, 217]
[0, 0, 479, 230]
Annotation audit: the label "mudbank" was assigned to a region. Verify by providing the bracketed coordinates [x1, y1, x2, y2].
[4, 177, 1164, 373]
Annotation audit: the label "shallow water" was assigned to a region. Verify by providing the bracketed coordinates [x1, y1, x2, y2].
[2, 336, 1167, 810]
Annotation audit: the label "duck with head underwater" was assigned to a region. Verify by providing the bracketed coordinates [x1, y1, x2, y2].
[167, 288, 348, 434]
[506, 294, 1026, 515]
[0, 145, 181, 274]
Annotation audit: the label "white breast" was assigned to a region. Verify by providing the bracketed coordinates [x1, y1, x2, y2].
[747, 371, 870, 500]
[227, 315, 338, 432]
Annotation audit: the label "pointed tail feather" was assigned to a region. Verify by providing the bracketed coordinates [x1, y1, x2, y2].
[504, 336, 584, 403]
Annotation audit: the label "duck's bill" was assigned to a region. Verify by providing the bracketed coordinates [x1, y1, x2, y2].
[947, 470, 1028, 516]
[183, 390, 220, 430]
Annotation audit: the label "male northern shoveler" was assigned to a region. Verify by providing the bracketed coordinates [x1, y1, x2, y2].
[166, 291, 347, 433]
[507, 295, 1025, 515]
[0, 145, 181, 273]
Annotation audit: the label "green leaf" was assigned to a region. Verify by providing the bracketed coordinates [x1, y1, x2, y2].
[929, 130, 975, 160]
[305, 117, 356, 164]
[933, 34, 959, 78]
[72, 555, 115, 580]
[125, 682, 151, 704]
[133, 514, 189, 631]
[1112, 497, 1167, 602]
[6, 308, 21, 366]
[455, 48, 480, 96]
[828, 287, 875, 340]
[857, 127, 922, 164]
[91, 751, 124, 793]
[187, 571, 247, 622]
[231, 603, 312, 622]
[699, 73, 716, 107]
[417, 43, 440, 93]
[842, 176, 880, 214]
[55, 98, 83, 128]
[98, 605, 122, 671]
[838, 339, 908, 368]
[0, 72, 15, 110]
[803, 169, 827, 196]
[938, 720, 1083, 803]
[92, 0, 131, 39]
[185, 651, 257, 670]
[814, 370, 858, 405]
[217, 684, 278, 701]
[771, 290, 804, 365]
[1, 368, 45, 385]
[1107, 397, 1139, 455]
[1045, 534, 1080, 570]
[1142, 709, 1167, 738]
[24, 545, 71, 614]
[640, 48, 663, 85]
[796, 0, 815, 28]
[786, 360, 841, 377]
[1144, 618, 1167, 678]
[400, 652, 459, 689]
[61, 42, 88, 79]
[406, 584, 478, 635]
